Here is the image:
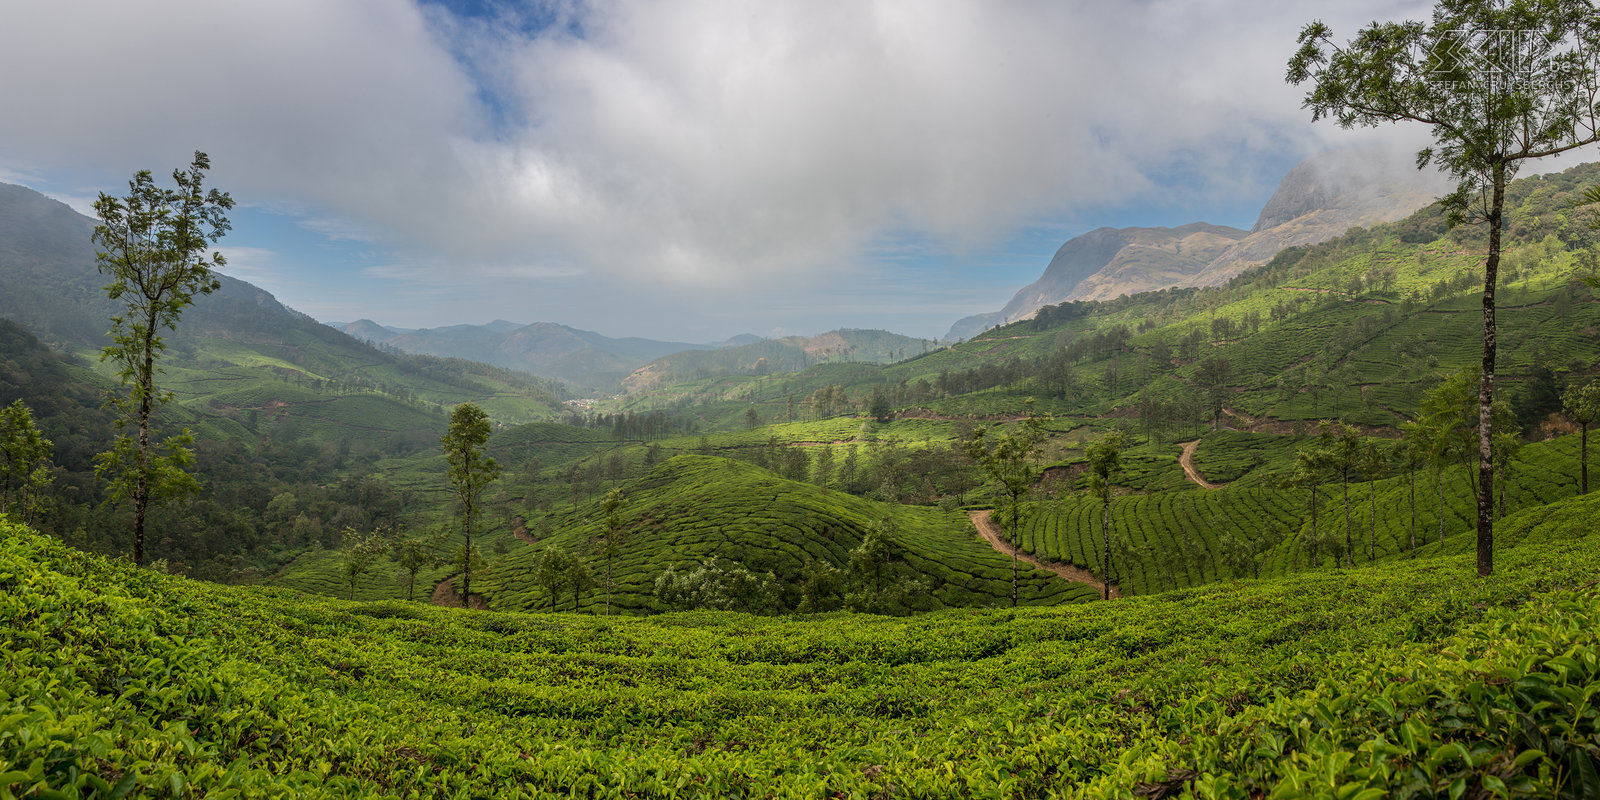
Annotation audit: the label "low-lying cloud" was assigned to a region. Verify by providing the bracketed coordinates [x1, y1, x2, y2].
[0, 0, 1435, 316]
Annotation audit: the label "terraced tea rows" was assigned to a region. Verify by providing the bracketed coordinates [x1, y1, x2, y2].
[484, 455, 1097, 612]
[4, 500, 1597, 797]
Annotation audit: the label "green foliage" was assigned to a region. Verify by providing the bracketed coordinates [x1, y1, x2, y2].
[2, 508, 1599, 797]
[0, 399, 52, 524]
[392, 526, 447, 602]
[92, 151, 233, 566]
[339, 525, 400, 601]
[442, 402, 500, 600]
[654, 556, 780, 614]
[964, 406, 1047, 606]
[1288, 2, 1600, 224]
[489, 456, 1093, 614]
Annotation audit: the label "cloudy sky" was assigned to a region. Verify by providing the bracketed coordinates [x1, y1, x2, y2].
[0, 0, 1442, 341]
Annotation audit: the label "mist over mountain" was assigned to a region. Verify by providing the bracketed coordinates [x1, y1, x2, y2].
[622, 329, 935, 394]
[339, 319, 759, 394]
[0, 182, 314, 351]
[0, 181, 566, 423]
[945, 147, 1453, 340]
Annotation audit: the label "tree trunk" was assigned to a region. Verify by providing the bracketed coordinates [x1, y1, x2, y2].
[1476, 161, 1504, 578]
[1309, 486, 1319, 568]
[1008, 494, 1019, 608]
[1408, 467, 1417, 557]
[1368, 480, 1376, 562]
[134, 318, 157, 568]
[1436, 468, 1445, 548]
[1100, 494, 1111, 601]
[1497, 467, 1506, 521]
[461, 496, 473, 602]
[1583, 422, 1590, 495]
[1342, 471, 1352, 568]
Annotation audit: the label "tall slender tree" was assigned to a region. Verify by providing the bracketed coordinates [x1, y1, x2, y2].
[1360, 439, 1390, 562]
[599, 488, 627, 615]
[394, 525, 447, 602]
[964, 401, 1046, 607]
[1562, 380, 1600, 493]
[0, 400, 53, 526]
[443, 402, 500, 603]
[1086, 430, 1127, 599]
[1328, 423, 1364, 568]
[1290, 1, 1600, 576]
[1393, 437, 1427, 557]
[92, 151, 233, 566]
[1294, 425, 1336, 568]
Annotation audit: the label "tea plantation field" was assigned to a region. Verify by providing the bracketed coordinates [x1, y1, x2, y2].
[483, 455, 1095, 612]
[3, 495, 1598, 797]
[1017, 432, 1596, 595]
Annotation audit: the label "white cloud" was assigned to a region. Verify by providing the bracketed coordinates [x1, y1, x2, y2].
[215, 246, 287, 286]
[0, 0, 1448, 333]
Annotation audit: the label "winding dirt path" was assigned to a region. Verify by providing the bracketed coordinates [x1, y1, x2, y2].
[1177, 440, 1222, 490]
[968, 510, 1120, 599]
[510, 515, 537, 545]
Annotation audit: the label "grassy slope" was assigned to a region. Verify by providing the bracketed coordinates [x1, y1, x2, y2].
[482, 454, 1096, 612]
[4, 496, 1597, 797]
[1021, 432, 1595, 596]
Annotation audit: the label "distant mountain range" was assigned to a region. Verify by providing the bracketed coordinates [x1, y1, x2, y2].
[621, 328, 935, 394]
[335, 319, 759, 394]
[946, 147, 1453, 340]
[341, 318, 929, 395]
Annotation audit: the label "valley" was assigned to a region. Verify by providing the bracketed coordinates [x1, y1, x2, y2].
[5, 122, 1600, 800]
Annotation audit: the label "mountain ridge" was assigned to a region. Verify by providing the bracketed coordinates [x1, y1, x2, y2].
[340, 318, 763, 394]
[945, 147, 1453, 340]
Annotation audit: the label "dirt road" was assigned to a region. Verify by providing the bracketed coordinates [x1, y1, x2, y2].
[968, 509, 1120, 598]
[1178, 440, 1221, 489]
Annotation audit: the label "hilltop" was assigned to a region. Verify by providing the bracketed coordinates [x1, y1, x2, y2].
[481, 454, 1094, 613]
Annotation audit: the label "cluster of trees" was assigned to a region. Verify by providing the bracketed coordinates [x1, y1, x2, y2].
[721, 436, 976, 506]
[1289, 369, 1600, 571]
[564, 410, 685, 440]
[0, 400, 52, 525]
[652, 518, 928, 615]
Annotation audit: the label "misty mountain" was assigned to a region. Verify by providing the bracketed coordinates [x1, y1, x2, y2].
[987, 222, 1247, 331]
[945, 147, 1453, 340]
[622, 328, 934, 394]
[0, 182, 312, 350]
[0, 181, 565, 420]
[340, 319, 756, 394]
